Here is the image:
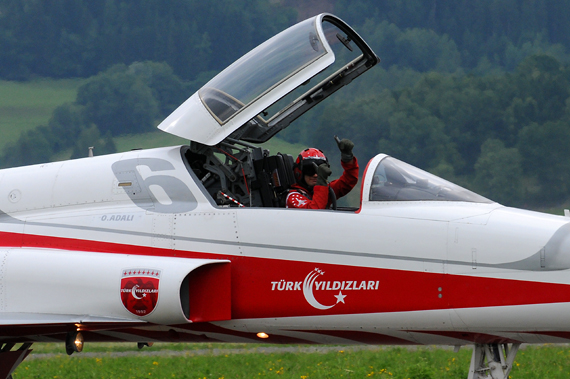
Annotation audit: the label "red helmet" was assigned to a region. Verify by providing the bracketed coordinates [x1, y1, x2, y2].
[294, 148, 328, 180]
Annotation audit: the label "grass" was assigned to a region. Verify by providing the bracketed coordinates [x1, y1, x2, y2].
[13, 343, 570, 378]
[0, 78, 84, 151]
[0, 78, 308, 158]
[13, 344, 469, 379]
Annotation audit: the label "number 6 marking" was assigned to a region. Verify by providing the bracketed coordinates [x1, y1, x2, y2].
[112, 158, 197, 213]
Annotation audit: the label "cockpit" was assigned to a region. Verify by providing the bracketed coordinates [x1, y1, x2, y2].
[181, 144, 493, 209]
[368, 156, 491, 203]
[157, 14, 379, 209]
[158, 14, 493, 210]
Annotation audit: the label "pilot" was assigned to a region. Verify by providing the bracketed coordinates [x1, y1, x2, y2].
[286, 138, 359, 209]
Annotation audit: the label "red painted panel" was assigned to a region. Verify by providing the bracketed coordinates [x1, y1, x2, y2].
[230, 261, 446, 318]
[187, 262, 231, 322]
[4, 231, 570, 321]
[0, 231, 23, 247]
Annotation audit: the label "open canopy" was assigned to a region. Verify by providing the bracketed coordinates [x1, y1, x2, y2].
[158, 14, 379, 146]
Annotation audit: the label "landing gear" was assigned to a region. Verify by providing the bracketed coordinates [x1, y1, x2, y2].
[468, 343, 521, 379]
[0, 343, 33, 379]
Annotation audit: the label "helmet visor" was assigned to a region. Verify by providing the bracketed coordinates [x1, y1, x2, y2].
[301, 159, 327, 176]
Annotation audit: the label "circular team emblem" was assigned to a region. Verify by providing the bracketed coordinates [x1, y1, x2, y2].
[120, 268, 161, 316]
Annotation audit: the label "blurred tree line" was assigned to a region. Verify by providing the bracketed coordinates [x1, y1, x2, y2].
[0, 0, 296, 80]
[2, 0, 569, 80]
[2, 0, 570, 208]
[309, 55, 570, 207]
[336, 0, 570, 71]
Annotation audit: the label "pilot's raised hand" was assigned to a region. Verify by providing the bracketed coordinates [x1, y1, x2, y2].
[336, 137, 355, 162]
[316, 163, 332, 186]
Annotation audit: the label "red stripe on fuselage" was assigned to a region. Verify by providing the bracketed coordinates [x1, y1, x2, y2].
[2, 231, 570, 319]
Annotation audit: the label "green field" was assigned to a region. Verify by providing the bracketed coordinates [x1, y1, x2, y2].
[12, 343, 570, 378]
[0, 79, 307, 160]
[0, 79, 84, 151]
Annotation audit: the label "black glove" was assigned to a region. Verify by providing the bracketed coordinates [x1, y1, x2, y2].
[316, 163, 332, 186]
[336, 137, 354, 162]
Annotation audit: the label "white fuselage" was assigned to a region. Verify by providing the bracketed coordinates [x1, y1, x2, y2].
[1, 145, 570, 346]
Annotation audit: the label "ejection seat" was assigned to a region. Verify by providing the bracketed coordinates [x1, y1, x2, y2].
[251, 152, 296, 207]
